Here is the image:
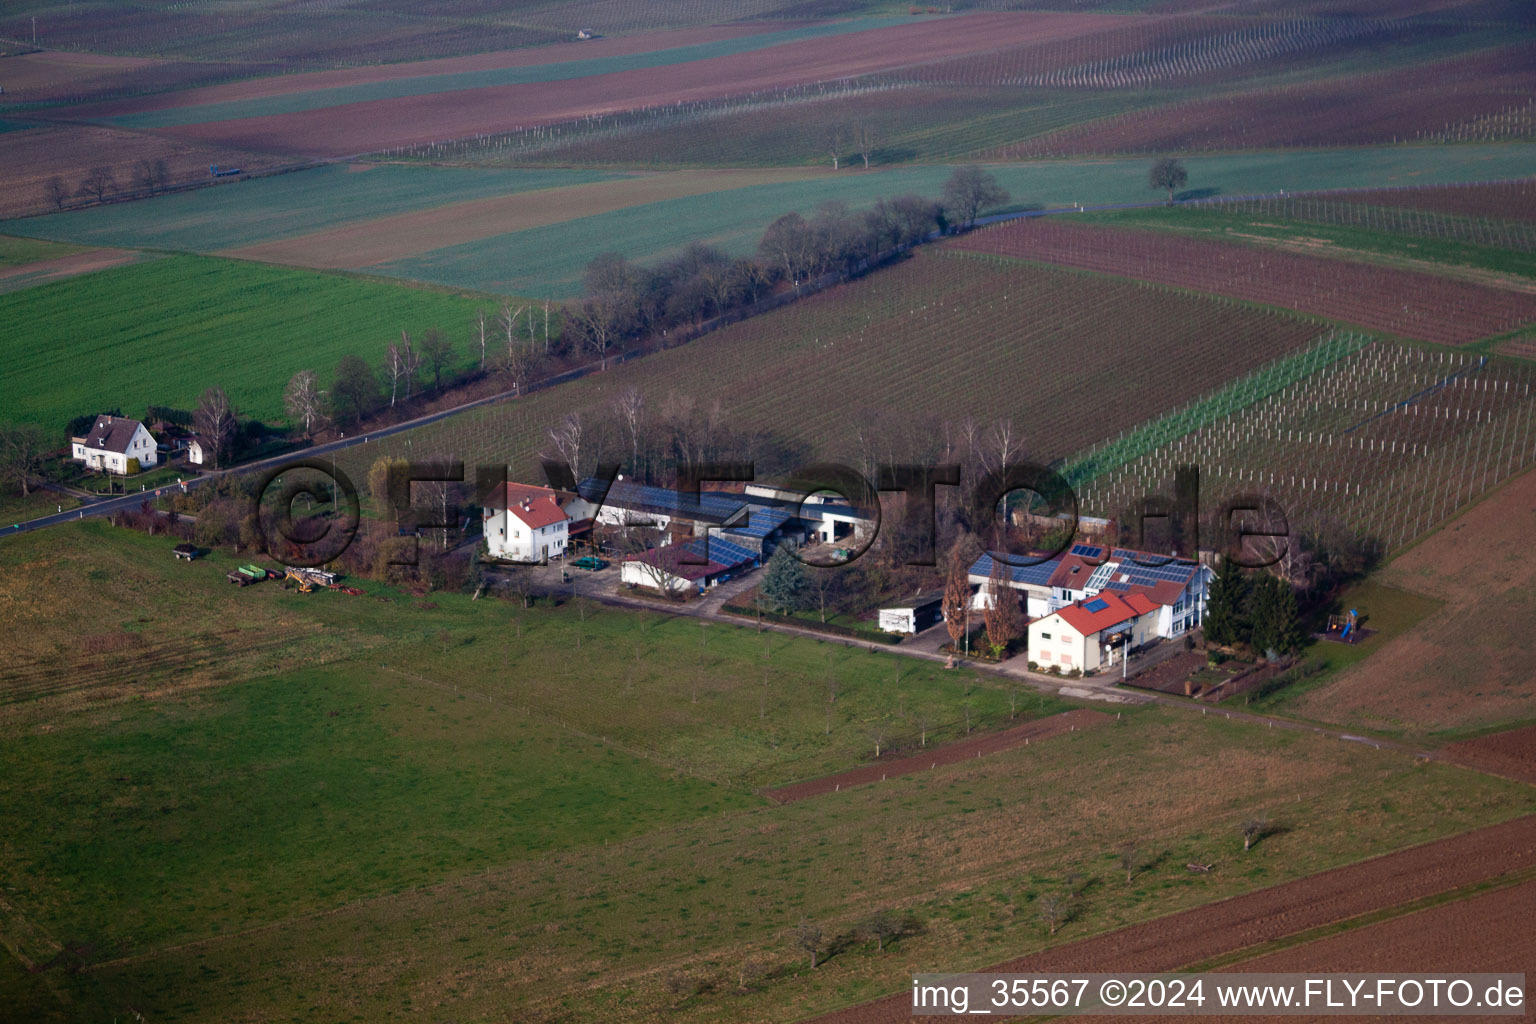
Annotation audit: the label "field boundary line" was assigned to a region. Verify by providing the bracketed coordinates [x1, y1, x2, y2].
[1181, 861, 1536, 974]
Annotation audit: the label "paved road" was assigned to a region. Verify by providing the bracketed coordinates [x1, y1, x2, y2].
[0, 352, 632, 541]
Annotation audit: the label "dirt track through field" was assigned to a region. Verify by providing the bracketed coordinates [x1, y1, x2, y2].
[802, 814, 1536, 1023]
[0, 248, 143, 292]
[222, 167, 831, 268]
[150, 13, 1137, 157]
[764, 709, 1110, 804]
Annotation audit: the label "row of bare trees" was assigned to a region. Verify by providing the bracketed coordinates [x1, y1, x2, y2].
[566, 167, 1011, 369]
[45, 159, 171, 209]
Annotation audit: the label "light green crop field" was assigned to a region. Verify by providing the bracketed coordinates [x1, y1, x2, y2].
[369, 145, 1536, 297]
[0, 254, 494, 428]
[0, 234, 85, 269]
[0, 163, 623, 252]
[1078, 203, 1536, 279]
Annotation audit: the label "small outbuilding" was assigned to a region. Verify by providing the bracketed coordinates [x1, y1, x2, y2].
[878, 591, 944, 635]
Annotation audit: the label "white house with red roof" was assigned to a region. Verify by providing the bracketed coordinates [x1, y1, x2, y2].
[1027, 590, 1159, 674]
[70, 414, 158, 475]
[483, 483, 569, 562]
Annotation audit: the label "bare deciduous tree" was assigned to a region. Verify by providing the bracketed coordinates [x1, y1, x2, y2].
[1119, 841, 1140, 883]
[283, 369, 325, 438]
[827, 124, 845, 170]
[1036, 892, 1071, 936]
[78, 165, 117, 202]
[544, 412, 584, 481]
[0, 422, 49, 497]
[419, 329, 454, 392]
[1150, 156, 1189, 203]
[44, 177, 69, 209]
[861, 908, 902, 952]
[942, 165, 1010, 229]
[473, 309, 489, 370]
[856, 122, 876, 169]
[194, 386, 237, 467]
[133, 157, 169, 193]
[794, 917, 825, 969]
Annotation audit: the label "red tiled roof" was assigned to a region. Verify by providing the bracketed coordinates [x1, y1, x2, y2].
[499, 484, 568, 529]
[629, 546, 726, 582]
[1055, 591, 1148, 637]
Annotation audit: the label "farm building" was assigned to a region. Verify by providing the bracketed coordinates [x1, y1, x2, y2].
[568, 477, 871, 554]
[70, 415, 158, 475]
[878, 591, 944, 634]
[621, 535, 759, 595]
[1027, 590, 1159, 674]
[968, 543, 1211, 639]
[569, 477, 748, 537]
[482, 483, 570, 563]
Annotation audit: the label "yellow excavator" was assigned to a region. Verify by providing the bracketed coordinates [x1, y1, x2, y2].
[284, 567, 316, 593]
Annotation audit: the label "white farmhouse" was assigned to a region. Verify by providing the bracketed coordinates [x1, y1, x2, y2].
[483, 483, 569, 562]
[70, 415, 158, 475]
[1027, 591, 1158, 674]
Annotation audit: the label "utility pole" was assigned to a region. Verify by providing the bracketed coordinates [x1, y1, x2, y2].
[32, 17, 37, 46]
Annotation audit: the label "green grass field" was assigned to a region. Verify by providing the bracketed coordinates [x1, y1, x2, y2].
[368, 146, 1536, 297]
[1079, 203, 1536, 279]
[7, 146, 1533, 300]
[0, 254, 494, 428]
[1, 634, 1527, 1020]
[0, 234, 85, 269]
[0, 163, 622, 253]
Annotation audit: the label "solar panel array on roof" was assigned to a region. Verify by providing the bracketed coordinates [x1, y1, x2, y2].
[1084, 598, 1109, 612]
[970, 551, 1060, 587]
[1070, 543, 1103, 558]
[578, 478, 747, 521]
[685, 535, 757, 569]
[727, 508, 791, 539]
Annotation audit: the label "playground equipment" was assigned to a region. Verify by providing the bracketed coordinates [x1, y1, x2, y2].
[1325, 608, 1361, 643]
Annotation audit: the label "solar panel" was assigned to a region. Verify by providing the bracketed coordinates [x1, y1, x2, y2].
[970, 552, 1061, 586]
[1084, 598, 1109, 612]
[1070, 543, 1102, 557]
[688, 535, 756, 569]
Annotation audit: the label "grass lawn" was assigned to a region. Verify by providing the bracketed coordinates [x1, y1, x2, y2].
[0, 233, 84, 269]
[0, 163, 623, 252]
[1, 522, 1532, 1022]
[0, 488, 77, 526]
[1078, 204, 1536, 279]
[0, 254, 495, 429]
[1231, 578, 1441, 717]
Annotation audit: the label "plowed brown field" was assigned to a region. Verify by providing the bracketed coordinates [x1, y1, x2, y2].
[0, 123, 289, 219]
[803, 814, 1536, 1022]
[764, 709, 1110, 804]
[144, 13, 1139, 157]
[1291, 468, 1536, 733]
[950, 219, 1536, 345]
[1102, 879, 1536, 1024]
[1444, 725, 1536, 784]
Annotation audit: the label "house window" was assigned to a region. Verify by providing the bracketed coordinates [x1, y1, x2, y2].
[1040, 632, 1051, 640]
[1060, 653, 1073, 666]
